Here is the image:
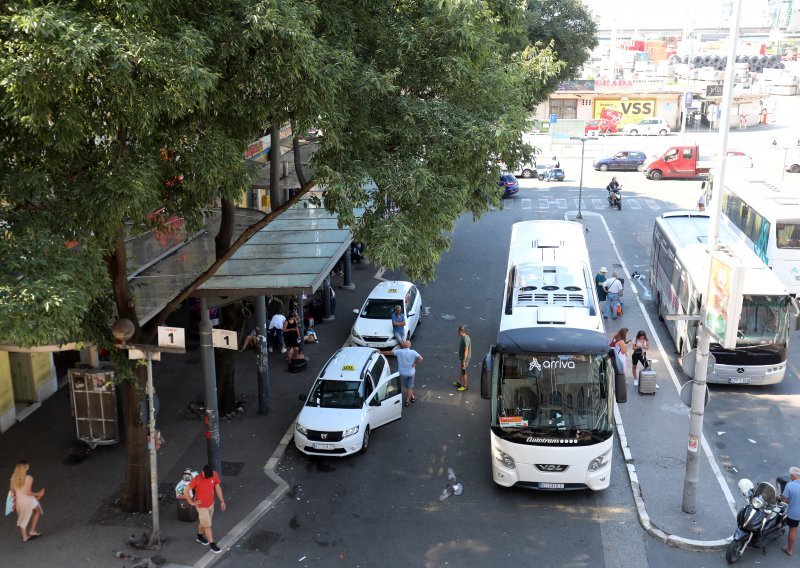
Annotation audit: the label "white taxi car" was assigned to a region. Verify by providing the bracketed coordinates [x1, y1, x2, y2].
[349, 281, 422, 349]
[294, 347, 402, 456]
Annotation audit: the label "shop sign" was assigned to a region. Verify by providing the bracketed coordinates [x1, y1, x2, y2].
[594, 99, 656, 125]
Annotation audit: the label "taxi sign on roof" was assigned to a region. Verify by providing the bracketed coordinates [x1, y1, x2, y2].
[387, 288, 398, 293]
[342, 365, 356, 371]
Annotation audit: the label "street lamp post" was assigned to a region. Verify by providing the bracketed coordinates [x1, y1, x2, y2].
[570, 136, 590, 220]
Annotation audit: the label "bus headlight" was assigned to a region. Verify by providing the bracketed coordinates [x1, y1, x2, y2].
[494, 450, 516, 470]
[588, 450, 611, 472]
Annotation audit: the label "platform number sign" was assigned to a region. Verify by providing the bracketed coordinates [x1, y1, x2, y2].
[157, 326, 186, 349]
[212, 329, 238, 350]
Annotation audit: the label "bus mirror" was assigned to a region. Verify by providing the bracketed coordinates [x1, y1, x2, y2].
[480, 351, 493, 399]
[701, 181, 706, 190]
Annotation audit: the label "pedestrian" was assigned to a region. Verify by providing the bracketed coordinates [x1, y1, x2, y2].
[595, 266, 607, 304]
[631, 330, 653, 387]
[185, 464, 226, 554]
[381, 340, 423, 407]
[283, 312, 302, 362]
[604, 272, 624, 320]
[697, 189, 707, 211]
[241, 326, 262, 351]
[9, 460, 44, 542]
[268, 311, 287, 354]
[552, 155, 560, 168]
[391, 304, 407, 345]
[609, 327, 629, 377]
[782, 466, 800, 556]
[454, 325, 471, 391]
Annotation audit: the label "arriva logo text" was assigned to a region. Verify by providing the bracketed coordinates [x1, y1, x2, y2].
[529, 358, 575, 371]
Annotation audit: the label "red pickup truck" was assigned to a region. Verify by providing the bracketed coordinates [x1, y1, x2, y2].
[642, 145, 714, 180]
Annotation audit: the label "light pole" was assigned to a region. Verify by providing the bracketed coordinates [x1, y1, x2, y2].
[570, 136, 591, 220]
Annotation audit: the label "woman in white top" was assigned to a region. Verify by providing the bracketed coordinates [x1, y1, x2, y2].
[631, 330, 650, 385]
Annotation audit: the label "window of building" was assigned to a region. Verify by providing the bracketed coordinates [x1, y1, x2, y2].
[550, 99, 578, 120]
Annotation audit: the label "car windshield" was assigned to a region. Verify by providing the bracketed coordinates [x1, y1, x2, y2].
[305, 379, 364, 409]
[736, 295, 790, 348]
[360, 299, 402, 319]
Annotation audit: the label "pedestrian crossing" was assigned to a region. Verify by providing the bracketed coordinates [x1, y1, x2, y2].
[502, 196, 663, 211]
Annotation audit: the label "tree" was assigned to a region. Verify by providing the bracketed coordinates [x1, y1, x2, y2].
[1, 0, 590, 511]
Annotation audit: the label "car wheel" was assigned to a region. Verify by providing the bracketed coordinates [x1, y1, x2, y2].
[658, 129, 668, 136]
[650, 170, 664, 180]
[538, 174, 545, 181]
[522, 168, 534, 178]
[629, 129, 639, 135]
[790, 164, 800, 173]
[599, 164, 609, 171]
[636, 164, 643, 172]
[360, 426, 370, 453]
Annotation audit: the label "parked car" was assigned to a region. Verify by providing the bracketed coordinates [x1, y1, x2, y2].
[294, 347, 402, 456]
[512, 163, 537, 178]
[499, 173, 520, 197]
[593, 150, 648, 171]
[726, 150, 753, 169]
[350, 280, 423, 349]
[585, 119, 618, 135]
[538, 168, 565, 182]
[620, 118, 671, 136]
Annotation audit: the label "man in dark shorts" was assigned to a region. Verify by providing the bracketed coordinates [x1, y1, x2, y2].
[781, 466, 800, 556]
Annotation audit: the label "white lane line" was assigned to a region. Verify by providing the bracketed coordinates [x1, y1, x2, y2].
[373, 267, 387, 281]
[521, 198, 532, 210]
[556, 199, 568, 209]
[645, 199, 661, 210]
[595, 213, 738, 517]
[592, 198, 605, 209]
[575, 198, 587, 210]
[627, 199, 642, 209]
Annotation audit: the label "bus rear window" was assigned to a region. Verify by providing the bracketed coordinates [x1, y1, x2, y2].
[776, 223, 800, 249]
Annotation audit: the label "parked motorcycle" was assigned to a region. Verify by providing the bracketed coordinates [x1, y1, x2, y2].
[607, 186, 622, 210]
[725, 477, 789, 563]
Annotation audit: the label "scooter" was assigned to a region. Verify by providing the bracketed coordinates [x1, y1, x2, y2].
[725, 477, 789, 563]
[607, 186, 622, 210]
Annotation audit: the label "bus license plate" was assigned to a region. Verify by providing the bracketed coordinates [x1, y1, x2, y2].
[313, 443, 335, 450]
[539, 482, 564, 489]
[728, 377, 750, 384]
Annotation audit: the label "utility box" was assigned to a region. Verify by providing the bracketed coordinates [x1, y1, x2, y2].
[69, 367, 119, 448]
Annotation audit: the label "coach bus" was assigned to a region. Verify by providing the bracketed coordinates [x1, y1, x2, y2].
[480, 220, 624, 491]
[651, 212, 791, 385]
[705, 176, 800, 296]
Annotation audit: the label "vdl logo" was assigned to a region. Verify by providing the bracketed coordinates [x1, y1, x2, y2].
[529, 358, 576, 371]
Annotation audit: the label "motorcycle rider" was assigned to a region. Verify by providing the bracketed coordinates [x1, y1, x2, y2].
[780, 466, 800, 557]
[607, 177, 621, 206]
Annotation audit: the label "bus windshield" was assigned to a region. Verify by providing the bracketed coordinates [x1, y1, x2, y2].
[492, 353, 612, 437]
[737, 295, 790, 348]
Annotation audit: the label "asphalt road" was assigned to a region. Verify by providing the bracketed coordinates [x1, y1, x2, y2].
[217, 126, 800, 568]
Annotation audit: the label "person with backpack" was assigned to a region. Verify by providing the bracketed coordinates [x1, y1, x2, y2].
[604, 272, 624, 320]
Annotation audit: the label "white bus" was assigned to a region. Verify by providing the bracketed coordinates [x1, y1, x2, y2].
[480, 221, 624, 491]
[706, 177, 800, 296]
[651, 212, 791, 386]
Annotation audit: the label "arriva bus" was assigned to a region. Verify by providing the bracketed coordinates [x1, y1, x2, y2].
[480, 220, 624, 491]
[705, 176, 800, 296]
[651, 212, 791, 386]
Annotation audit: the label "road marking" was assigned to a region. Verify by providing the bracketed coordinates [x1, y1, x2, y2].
[538, 199, 549, 209]
[575, 198, 587, 210]
[790, 362, 800, 380]
[645, 199, 661, 210]
[595, 213, 738, 518]
[627, 199, 642, 209]
[556, 199, 568, 209]
[521, 198, 532, 210]
[592, 198, 605, 208]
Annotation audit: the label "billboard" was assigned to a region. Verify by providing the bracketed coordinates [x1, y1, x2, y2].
[549, 119, 585, 145]
[593, 99, 656, 126]
[704, 251, 745, 350]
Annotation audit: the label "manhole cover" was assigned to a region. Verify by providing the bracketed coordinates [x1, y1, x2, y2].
[654, 456, 685, 470]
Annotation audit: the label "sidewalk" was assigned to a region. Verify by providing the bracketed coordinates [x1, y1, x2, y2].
[579, 211, 737, 550]
[2, 261, 380, 568]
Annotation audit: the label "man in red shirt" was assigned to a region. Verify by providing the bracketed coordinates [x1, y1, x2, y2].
[185, 464, 226, 554]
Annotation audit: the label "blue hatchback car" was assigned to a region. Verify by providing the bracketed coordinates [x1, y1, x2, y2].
[499, 173, 520, 197]
[592, 150, 647, 172]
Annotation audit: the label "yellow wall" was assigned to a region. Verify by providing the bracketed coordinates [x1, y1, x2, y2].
[0, 352, 13, 413]
[9, 352, 53, 402]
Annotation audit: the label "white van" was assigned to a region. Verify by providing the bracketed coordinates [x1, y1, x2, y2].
[294, 347, 402, 456]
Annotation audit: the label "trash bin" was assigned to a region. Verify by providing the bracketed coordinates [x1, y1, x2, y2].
[175, 469, 198, 522]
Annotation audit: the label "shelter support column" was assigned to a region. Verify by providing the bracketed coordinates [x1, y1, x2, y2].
[342, 246, 355, 290]
[255, 295, 269, 415]
[322, 276, 334, 321]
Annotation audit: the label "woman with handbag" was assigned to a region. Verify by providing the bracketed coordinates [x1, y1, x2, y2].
[609, 327, 629, 376]
[10, 460, 44, 542]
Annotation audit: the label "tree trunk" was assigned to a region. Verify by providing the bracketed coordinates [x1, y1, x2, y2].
[290, 116, 308, 187]
[213, 199, 240, 415]
[107, 228, 150, 513]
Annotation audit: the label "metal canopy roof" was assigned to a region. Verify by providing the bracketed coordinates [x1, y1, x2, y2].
[129, 198, 357, 326]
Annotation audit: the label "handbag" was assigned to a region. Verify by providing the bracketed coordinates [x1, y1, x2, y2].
[5, 489, 15, 516]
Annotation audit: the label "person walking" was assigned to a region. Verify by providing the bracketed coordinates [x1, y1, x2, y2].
[381, 340, 423, 407]
[454, 325, 471, 391]
[697, 189, 707, 211]
[185, 464, 226, 554]
[283, 312, 301, 362]
[781, 466, 800, 557]
[391, 304, 407, 345]
[268, 311, 287, 354]
[595, 267, 608, 305]
[631, 330, 654, 387]
[604, 272, 624, 320]
[10, 460, 44, 542]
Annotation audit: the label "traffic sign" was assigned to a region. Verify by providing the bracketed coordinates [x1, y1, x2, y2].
[550, 113, 558, 124]
[157, 326, 185, 349]
[705, 84, 724, 97]
[212, 329, 238, 350]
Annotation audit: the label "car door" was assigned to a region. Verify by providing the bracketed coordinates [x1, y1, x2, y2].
[611, 152, 626, 171]
[405, 286, 421, 336]
[367, 372, 403, 427]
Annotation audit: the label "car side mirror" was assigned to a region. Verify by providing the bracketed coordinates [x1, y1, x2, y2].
[298, 394, 306, 402]
[369, 397, 381, 407]
[353, 309, 360, 315]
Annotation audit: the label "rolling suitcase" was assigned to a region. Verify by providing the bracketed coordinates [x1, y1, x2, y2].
[638, 359, 657, 395]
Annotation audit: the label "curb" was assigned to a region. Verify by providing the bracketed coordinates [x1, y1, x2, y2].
[194, 422, 295, 567]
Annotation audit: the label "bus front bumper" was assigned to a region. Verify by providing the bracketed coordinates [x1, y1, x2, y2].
[491, 460, 611, 491]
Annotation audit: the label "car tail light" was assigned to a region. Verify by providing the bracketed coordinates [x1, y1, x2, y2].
[505, 181, 515, 186]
